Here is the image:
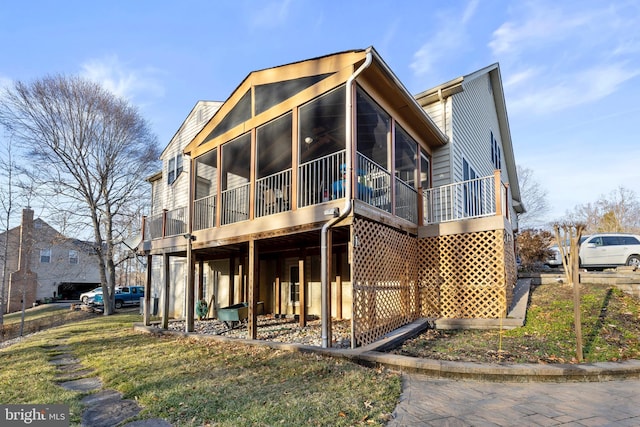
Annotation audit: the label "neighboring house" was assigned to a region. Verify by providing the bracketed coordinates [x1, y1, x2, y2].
[1, 208, 101, 313]
[139, 47, 523, 348]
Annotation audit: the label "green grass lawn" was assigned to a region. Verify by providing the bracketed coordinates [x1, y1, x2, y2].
[395, 282, 640, 364]
[0, 313, 400, 426]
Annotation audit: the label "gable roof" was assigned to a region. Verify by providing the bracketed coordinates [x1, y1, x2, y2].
[185, 47, 448, 158]
[415, 63, 522, 208]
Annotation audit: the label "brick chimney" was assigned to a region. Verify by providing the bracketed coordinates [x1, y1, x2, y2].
[7, 208, 38, 313]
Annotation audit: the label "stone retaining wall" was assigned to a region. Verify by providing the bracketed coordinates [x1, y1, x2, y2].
[519, 270, 640, 298]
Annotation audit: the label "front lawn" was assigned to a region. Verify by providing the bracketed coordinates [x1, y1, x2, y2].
[0, 313, 400, 426]
[394, 282, 640, 363]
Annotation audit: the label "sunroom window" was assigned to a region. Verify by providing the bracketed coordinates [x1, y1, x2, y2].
[298, 86, 346, 206]
[255, 74, 332, 115]
[221, 133, 251, 225]
[256, 113, 292, 217]
[356, 87, 389, 168]
[194, 148, 218, 231]
[355, 86, 391, 210]
[395, 126, 418, 222]
[204, 90, 252, 143]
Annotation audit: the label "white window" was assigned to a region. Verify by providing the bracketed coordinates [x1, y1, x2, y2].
[40, 249, 51, 263]
[69, 250, 78, 265]
[167, 153, 183, 185]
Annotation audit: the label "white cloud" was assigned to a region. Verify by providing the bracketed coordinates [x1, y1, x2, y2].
[247, 0, 293, 29]
[80, 55, 165, 102]
[493, 1, 640, 116]
[0, 75, 13, 90]
[503, 68, 539, 88]
[508, 63, 640, 115]
[489, 3, 591, 57]
[411, 29, 464, 77]
[461, 0, 479, 25]
[410, 1, 478, 77]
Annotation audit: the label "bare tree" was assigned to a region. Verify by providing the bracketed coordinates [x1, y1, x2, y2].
[567, 186, 640, 234]
[0, 140, 19, 336]
[516, 165, 549, 229]
[0, 75, 159, 315]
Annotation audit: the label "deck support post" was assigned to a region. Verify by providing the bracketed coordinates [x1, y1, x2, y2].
[299, 254, 306, 327]
[185, 235, 195, 333]
[229, 256, 236, 305]
[248, 239, 258, 339]
[162, 253, 170, 329]
[335, 250, 342, 321]
[143, 254, 152, 326]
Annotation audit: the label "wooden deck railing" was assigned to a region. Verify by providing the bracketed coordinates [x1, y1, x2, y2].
[143, 164, 510, 242]
[143, 207, 187, 240]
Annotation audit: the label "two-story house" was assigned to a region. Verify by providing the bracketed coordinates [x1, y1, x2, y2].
[140, 47, 523, 348]
[1, 208, 102, 313]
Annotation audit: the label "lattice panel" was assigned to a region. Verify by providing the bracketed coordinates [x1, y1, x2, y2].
[351, 218, 419, 347]
[503, 232, 517, 306]
[418, 229, 514, 319]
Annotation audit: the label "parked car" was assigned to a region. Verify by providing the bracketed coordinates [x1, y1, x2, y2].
[545, 236, 588, 267]
[90, 286, 145, 309]
[579, 233, 640, 270]
[79, 287, 103, 305]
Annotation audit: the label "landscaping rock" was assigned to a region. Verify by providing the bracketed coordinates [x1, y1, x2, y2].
[81, 399, 141, 427]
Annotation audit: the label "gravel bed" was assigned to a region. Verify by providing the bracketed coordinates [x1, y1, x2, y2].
[168, 315, 352, 348]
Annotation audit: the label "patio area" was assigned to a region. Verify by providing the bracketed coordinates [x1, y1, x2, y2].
[167, 315, 352, 348]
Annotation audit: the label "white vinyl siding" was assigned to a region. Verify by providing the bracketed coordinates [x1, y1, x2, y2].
[450, 74, 503, 184]
[423, 99, 453, 188]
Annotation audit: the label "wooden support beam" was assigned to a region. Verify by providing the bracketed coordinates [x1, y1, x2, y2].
[335, 250, 342, 321]
[185, 237, 195, 333]
[298, 256, 306, 327]
[275, 262, 281, 317]
[248, 240, 258, 339]
[143, 255, 152, 326]
[494, 169, 502, 217]
[162, 253, 170, 330]
[325, 229, 333, 346]
[229, 256, 236, 305]
[197, 259, 204, 301]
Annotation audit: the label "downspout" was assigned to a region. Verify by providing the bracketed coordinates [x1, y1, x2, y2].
[437, 88, 446, 135]
[321, 50, 373, 348]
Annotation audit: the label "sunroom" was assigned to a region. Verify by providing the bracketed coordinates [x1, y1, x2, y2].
[187, 68, 442, 232]
[142, 47, 516, 348]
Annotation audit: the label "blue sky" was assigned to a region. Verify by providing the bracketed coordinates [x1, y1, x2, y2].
[2, 0, 639, 225]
